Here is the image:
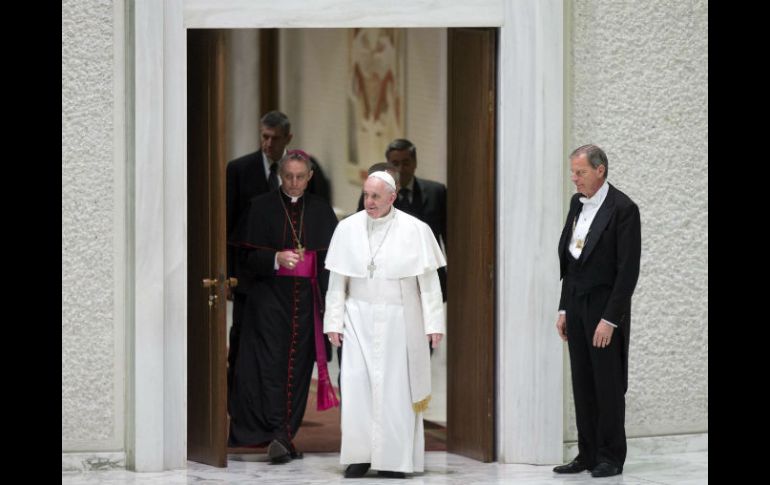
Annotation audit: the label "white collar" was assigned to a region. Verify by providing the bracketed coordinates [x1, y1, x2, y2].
[281, 189, 301, 204]
[367, 205, 396, 228]
[579, 180, 609, 208]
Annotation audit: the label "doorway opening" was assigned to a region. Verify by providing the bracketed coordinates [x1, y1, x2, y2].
[186, 26, 498, 467]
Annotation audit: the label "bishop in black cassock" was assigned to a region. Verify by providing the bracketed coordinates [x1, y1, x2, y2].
[227, 151, 338, 462]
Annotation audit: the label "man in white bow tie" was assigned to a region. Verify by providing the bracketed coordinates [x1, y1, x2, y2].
[554, 144, 641, 478]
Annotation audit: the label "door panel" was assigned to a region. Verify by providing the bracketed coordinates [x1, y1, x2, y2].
[446, 27, 497, 463]
[187, 28, 228, 467]
[259, 29, 280, 112]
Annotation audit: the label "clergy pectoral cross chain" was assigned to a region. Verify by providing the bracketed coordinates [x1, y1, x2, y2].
[367, 213, 394, 279]
[279, 192, 306, 262]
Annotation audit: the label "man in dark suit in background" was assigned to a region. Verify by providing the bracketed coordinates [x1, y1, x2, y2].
[226, 110, 331, 390]
[554, 144, 641, 478]
[358, 139, 448, 301]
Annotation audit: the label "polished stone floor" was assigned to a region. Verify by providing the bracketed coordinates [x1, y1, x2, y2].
[61, 450, 707, 484]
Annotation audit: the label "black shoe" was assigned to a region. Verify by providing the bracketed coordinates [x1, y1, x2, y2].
[377, 470, 406, 478]
[267, 439, 291, 464]
[553, 458, 590, 474]
[590, 462, 622, 477]
[344, 463, 371, 478]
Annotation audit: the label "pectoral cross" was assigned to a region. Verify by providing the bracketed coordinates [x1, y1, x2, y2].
[296, 243, 305, 261]
[367, 260, 376, 278]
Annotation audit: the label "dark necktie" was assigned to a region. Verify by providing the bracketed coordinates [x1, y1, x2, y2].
[398, 188, 411, 207]
[268, 162, 279, 190]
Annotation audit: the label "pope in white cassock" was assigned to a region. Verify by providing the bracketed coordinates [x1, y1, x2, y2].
[324, 170, 446, 479]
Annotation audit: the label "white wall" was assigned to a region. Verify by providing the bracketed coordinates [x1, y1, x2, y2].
[566, 0, 708, 440]
[62, 0, 125, 454]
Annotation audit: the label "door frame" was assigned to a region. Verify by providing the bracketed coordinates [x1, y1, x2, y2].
[128, 0, 564, 471]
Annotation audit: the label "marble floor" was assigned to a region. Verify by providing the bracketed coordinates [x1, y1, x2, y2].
[62, 450, 707, 484]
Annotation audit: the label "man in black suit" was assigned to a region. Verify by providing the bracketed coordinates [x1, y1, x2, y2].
[358, 139, 448, 301]
[226, 110, 331, 391]
[554, 144, 641, 478]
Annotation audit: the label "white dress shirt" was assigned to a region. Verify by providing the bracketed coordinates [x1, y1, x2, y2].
[568, 179, 609, 259]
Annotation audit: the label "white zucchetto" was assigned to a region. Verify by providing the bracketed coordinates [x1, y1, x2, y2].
[368, 171, 396, 191]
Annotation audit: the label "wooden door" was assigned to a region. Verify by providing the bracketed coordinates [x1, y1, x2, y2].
[446, 27, 497, 462]
[187, 29, 229, 467]
[259, 28, 280, 112]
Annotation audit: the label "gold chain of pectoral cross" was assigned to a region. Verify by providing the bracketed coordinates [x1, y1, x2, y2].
[279, 194, 306, 261]
[367, 216, 394, 278]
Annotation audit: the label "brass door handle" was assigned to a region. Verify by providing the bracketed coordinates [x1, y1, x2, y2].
[226, 277, 238, 288]
[202, 278, 219, 288]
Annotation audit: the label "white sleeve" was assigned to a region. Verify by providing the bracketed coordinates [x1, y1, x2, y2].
[417, 270, 445, 335]
[601, 318, 617, 328]
[323, 271, 347, 334]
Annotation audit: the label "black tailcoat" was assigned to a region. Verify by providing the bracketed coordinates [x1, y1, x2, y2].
[557, 182, 641, 468]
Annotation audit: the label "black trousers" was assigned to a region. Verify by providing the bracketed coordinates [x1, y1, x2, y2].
[227, 291, 247, 393]
[565, 286, 627, 469]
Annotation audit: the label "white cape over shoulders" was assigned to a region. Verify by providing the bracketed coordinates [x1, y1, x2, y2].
[324, 208, 446, 278]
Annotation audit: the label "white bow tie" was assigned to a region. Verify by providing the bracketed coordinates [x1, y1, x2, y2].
[579, 196, 596, 207]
